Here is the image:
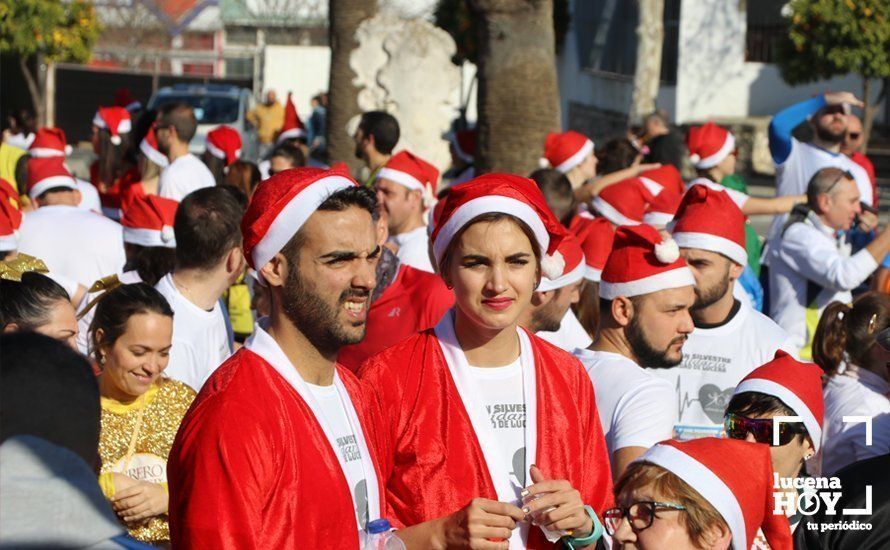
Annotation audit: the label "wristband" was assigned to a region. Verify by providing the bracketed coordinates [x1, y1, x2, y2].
[562, 505, 603, 549]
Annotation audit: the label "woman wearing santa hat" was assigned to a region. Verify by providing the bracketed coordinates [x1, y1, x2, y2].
[360, 174, 613, 549]
[91, 106, 139, 219]
[606, 438, 792, 549]
[723, 351, 823, 546]
[202, 125, 243, 185]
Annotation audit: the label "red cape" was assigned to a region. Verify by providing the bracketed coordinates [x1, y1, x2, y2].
[359, 328, 614, 546]
[339, 264, 454, 372]
[168, 348, 386, 549]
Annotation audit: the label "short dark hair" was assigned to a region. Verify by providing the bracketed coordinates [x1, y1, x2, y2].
[358, 111, 400, 155]
[124, 243, 177, 286]
[157, 102, 198, 143]
[0, 273, 70, 331]
[530, 168, 576, 227]
[280, 186, 378, 262]
[725, 391, 808, 445]
[89, 282, 174, 363]
[1, 332, 101, 467]
[597, 138, 639, 175]
[174, 186, 245, 271]
[269, 142, 305, 168]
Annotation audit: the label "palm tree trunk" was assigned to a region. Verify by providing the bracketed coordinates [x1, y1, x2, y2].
[471, 0, 559, 175]
[18, 55, 46, 127]
[861, 78, 886, 155]
[628, 0, 664, 126]
[327, 0, 377, 171]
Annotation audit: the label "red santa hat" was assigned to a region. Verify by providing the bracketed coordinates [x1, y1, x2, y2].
[139, 125, 168, 168]
[121, 194, 179, 249]
[733, 350, 825, 452]
[278, 92, 307, 142]
[541, 131, 594, 173]
[599, 224, 694, 299]
[29, 127, 73, 158]
[670, 184, 747, 266]
[577, 216, 614, 283]
[114, 87, 142, 112]
[639, 164, 685, 196]
[92, 106, 132, 146]
[687, 122, 735, 170]
[206, 125, 243, 166]
[592, 178, 655, 226]
[0, 179, 22, 252]
[643, 188, 683, 228]
[431, 174, 568, 279]
[640, 438, 793, 550]
[27, 157, 77, 200]
[377, 150, 440, 206]
[449, 129, 476, 163]
[537, 232, 585, 292]
[242, 167, 357, 272]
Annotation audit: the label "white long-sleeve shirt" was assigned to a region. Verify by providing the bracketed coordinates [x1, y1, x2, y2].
[768, 211, 877, 353]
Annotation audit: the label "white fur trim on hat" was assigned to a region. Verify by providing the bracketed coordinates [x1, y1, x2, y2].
[377, 167, 425, 193]
[583, 266, 602, 283]
[592, 196, 640, 227]
[29, 175, 77, 200]
[599, 266, 696, 299]
[0, 232, 18, 252]
[642, 444, 748, 550]
[140, 139, 169, 167]
[123, 227, 177, 249]
[538, 254, 584, 291]
[206, 140, 227, 160]
[28, 148, 66, 158]
[672, 231, 748, 266]
[643, 211, 675, 227]
[278, 127, 306, 142]
[693, 132, 735, 169]
[92, 112, 106, 128]
[654, 238, 680, 264]
[432, 196, 550, 269]
[733, 378, 822, 452]
[252, 176, 354, 271]
[639, 177, 664, 196]
[555, 139, 594, 173]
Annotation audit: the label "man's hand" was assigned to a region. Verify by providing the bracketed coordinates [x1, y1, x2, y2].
[437, 498, 525, 549]
[522, 465, 593, 539]
[824, 92, 864, 109]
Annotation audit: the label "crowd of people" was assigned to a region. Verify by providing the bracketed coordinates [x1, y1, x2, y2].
[0, 86, 888, 550]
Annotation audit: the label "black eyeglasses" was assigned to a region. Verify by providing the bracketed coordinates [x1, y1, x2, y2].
[603, 501, 687, 535]
[724, 412, 808, 446]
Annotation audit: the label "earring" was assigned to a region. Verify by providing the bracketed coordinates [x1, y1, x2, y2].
[804, 453, 814, 460]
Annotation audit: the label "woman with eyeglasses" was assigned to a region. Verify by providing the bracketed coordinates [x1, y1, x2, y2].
[812, 293, 890, 475]
[723, 351, 824, 547]
[605, 438, 792, 549]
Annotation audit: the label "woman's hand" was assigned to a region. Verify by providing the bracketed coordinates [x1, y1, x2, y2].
[522, 465, 593, 539]
[112, 481, 169, 526]
[438, 497, 525, 549]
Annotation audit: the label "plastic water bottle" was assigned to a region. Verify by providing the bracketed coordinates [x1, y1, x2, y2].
[364, 519, 406, 550]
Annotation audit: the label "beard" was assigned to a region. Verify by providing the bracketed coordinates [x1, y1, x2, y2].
[354, 142, 364, 160]
[691, 274, 731, 312]
[531, 299, 565, 333]
[626, 314, 686, 369]
[281, 266, 370, 356]
[815, 120, 846, 144]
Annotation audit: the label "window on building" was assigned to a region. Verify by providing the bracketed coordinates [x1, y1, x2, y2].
[225, 57, 254, 79]
[745, 0, 786, 63]
[574, 0, 680, 85]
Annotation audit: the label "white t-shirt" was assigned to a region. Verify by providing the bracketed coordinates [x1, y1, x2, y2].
[648, 302, 798, 441]
[158, 153, 215, 201]
[18, 205, 126, 287]
[306, 382, 370, 531]
[575, 349, 676, 455]
[390, 226, 434, 273]
[537, 309, 593, 352]
[75, 179, 102, 212]
[468, 359, 527, 495]
[768, 139, 873, 245]
[822, 365, 890, 475]
[155, 274, 231, 391]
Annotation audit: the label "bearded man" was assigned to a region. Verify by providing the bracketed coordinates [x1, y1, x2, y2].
[647, 185, 797, 442]
[167, 168, 388, 548]
[574, 225, 696, 478]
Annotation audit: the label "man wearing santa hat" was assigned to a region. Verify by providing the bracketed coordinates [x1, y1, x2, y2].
[375, 150, 439, 273]
[155, 103, 215, 201]
[575, 224, 695, 478]
[168, 167, 387, 548]
[18, 158, 125, 289]
[28, 127, 102, 212]
[648, 185, 796, 442]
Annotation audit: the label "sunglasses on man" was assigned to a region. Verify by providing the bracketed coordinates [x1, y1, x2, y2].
[724, 412, 808, 446]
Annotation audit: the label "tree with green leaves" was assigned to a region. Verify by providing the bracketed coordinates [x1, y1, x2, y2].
[0, 0, 100, 126]
[777, 0, 890, 151]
